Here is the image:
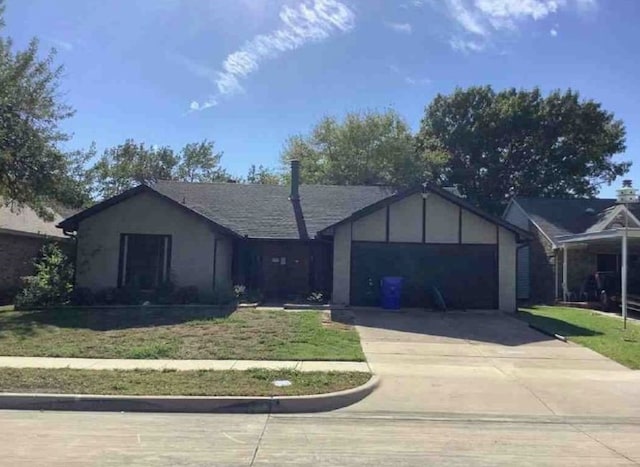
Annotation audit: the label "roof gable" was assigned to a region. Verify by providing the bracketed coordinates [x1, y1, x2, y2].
[514, 197, 618, 240]
[319, 183, 530, 240]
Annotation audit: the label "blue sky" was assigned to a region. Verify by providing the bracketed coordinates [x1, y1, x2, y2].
[4, 0, 639, 197]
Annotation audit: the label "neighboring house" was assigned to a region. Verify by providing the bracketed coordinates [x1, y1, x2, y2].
[503, 195, 640, 304]
[0, 202, 69, 304]
[58, 161, 529, 311]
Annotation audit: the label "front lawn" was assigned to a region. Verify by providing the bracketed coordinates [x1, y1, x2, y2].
[0, 307, 364, 361]
[519, 306, 640, 369]
[0, 368, 371, 396]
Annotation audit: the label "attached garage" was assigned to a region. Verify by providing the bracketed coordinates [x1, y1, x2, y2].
[321, 185, 529, 312]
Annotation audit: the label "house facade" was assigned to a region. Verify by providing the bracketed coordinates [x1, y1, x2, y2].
[58, 162, 529, 311]
[503, 195, 640, 304]
[0, 203, 70, 304]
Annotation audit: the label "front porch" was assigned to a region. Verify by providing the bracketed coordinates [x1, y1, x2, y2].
[557, 228, 640, 317]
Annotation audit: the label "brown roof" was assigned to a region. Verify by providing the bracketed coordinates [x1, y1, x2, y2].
[0, 202, 67, 238]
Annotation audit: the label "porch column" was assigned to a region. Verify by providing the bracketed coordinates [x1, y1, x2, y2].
[562, 244, 568, 301]
[622, 231, 628, 326]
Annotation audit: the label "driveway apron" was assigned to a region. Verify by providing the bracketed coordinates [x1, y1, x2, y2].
[342, 309, 640, 418]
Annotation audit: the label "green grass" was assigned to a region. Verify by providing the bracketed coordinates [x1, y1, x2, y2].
[0, 307, 365, 361]
[519, 306, 640, 369]
[0, 368, 371, 396]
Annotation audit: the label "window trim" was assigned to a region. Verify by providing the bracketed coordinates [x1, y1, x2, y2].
[117, 233, 172, 289]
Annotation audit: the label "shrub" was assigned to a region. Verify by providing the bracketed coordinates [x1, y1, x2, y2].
[233, 284, 247, 301]
[114, 286, 142, 305]
[307, 291, 325, 304]
[94, 287, 117, 305]
[207, 286, 235, 305]
[171, 286, 199, 304]
[70, 287, 94, 306]
[14, 243, 73, 310]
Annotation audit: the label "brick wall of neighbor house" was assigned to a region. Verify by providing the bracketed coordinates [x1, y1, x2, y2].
[0, 233, 68, 303]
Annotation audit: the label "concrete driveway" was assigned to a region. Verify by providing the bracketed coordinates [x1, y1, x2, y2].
[343, 309, 640, 418]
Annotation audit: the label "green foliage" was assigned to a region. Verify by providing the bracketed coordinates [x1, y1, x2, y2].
[0, 1, 91, 218]
[416, 86, 629, 212]
[89, 139, 230, 199]
[15, 243, 73, 309]
[281, 109, 445, 187]
[246, 164, 283, 184]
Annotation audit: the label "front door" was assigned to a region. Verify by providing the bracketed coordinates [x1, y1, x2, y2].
[261, 242, 310, 300]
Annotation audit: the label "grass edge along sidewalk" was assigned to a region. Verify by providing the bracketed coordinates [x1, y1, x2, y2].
[518, 306, 640, 369]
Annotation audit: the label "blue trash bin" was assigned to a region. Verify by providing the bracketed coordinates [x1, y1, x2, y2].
[381, 276, 403, 310]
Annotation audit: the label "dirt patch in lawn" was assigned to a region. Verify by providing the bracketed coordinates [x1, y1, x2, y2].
[0, 368, 371, 396]
[0, 307, 365, 361]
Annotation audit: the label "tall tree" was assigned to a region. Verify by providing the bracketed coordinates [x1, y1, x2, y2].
[416, 86, 629, 212]
[281, 110, 445, 187]
[176, 140, 227, 182]
[90, 139, 230, 199]
[246, 164, 282, 185]
[0, 0, 88, 218]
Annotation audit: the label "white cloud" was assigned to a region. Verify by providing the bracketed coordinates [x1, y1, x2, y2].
[424, 0, 598, 52]
[388, 64, 430, 86]
[550, 28, 558, 36]
[189, 0, 355, 111]
[385, 22, 413, 34]
[47, 37, 73, 52]
[449, 37, 486, 52]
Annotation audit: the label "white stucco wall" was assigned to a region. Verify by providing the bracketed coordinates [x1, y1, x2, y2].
[332, 223, 351, 304]
[461, 210, 497, 244]
[499, 226, 517, 311]
[424, 194, 459, 243]
[352, 208, 386, 242]
[389, 193, 422, 243]
[76, 191, 232, 294]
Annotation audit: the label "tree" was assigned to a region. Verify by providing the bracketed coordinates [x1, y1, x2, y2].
[246, 164, 282, 185]
[416, 86, 629, 212]
[176, 140, 227, 182]
[0, 0, 88, 218]
[89, 139, 230, 199]
[281, 110, 444, 187]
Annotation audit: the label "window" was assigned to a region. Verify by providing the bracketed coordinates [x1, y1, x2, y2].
[118, 234, 171, 289]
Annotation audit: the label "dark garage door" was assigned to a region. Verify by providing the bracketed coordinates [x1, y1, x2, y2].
[350, 242, 498, 309]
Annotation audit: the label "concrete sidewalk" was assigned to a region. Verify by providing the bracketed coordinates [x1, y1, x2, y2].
[0, 356, 369, 372]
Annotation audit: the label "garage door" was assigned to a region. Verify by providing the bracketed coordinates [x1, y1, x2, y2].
[350, 243, 498, 309]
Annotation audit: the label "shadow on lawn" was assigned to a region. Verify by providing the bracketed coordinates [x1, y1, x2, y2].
[518, 310, 603, 338]
[0, 306, 236, 332]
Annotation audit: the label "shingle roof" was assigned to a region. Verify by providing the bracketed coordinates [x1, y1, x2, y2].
[0, 202, 66, 238]
[148, 181, 396, 239]
[515, 197, 618, 239]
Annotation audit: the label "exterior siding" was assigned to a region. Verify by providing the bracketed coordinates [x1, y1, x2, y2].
[389, 193, 422, 243]
[461, 210, 497, 244]
[76, 191, 231, 294]
[529, 223, 557, 303]
[331, 190, 520, 310]
[332, 224, 351, 304]
[352, 208, 386, 242]
[498, 226, 517, 311]
[424, 194, 459, 243]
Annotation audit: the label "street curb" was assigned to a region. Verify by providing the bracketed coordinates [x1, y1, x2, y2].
[0, 375, 379, 414]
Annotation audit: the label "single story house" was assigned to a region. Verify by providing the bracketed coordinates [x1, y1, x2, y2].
[57, 161, 529, 311]
[0, 202, 70, 304]
[503, 191, 640, 304]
